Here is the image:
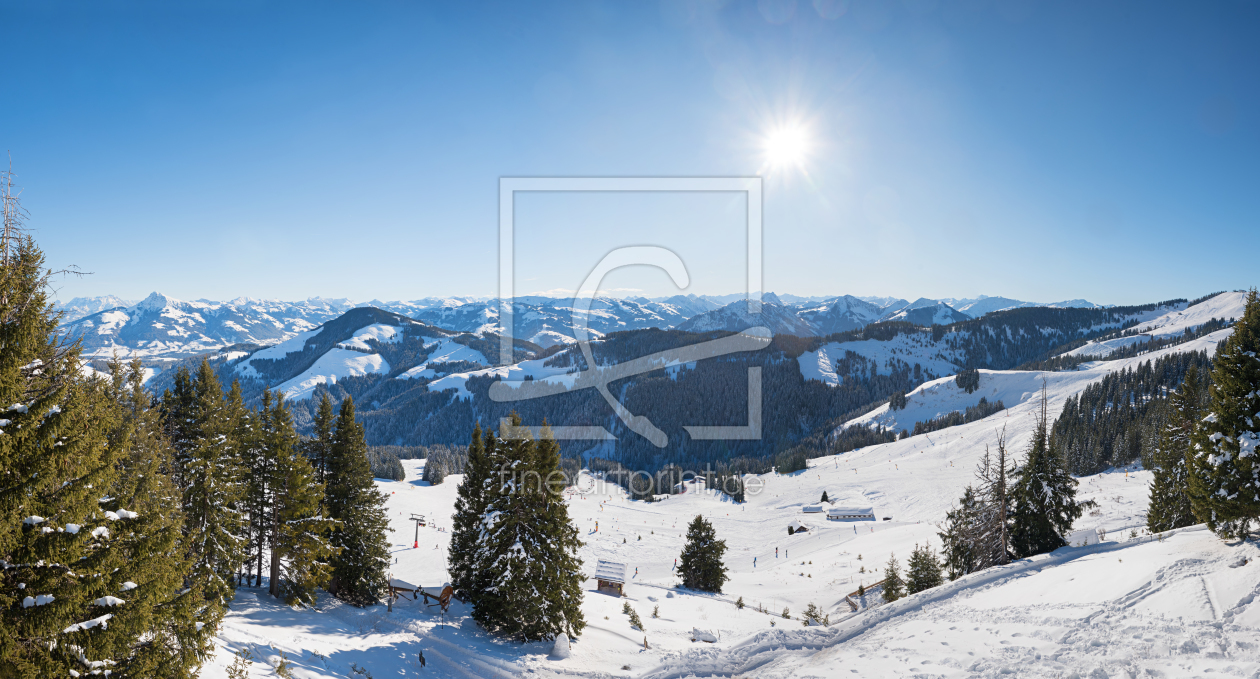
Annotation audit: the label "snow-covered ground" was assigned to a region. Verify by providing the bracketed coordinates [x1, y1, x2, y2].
[1067, 291, 1245, 359]
[396, 339, 490, 381]
[274, 350, 391, 401]
[199, 312, 1245, 678]
[644, 525, 1260, 678]
[201, 451, 1190, 678]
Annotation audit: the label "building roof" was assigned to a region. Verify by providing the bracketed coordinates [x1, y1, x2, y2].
[802, 504, 824, 513]
[595, 560, 626, 584]
[827, 507, 875, 515]
[788, 519, 808, 530]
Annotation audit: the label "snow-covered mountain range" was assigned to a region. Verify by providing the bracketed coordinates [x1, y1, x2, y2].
[57, 291, 1108, 363]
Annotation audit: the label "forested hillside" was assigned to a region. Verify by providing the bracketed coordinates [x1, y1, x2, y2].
[1051, 350, 1213, 475]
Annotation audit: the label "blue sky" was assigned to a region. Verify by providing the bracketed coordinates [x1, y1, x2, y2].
[3, 0, 1256, 306]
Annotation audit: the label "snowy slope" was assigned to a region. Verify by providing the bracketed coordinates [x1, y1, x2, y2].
[396, 338, 490, 380]
[420, 353, 583, 400]
[201, 435, 1178, 679]
[1067, 291, 1246, 358]
[798, 332, 962, 386]
[273, 349, 390, 400]
[644, 526, 1260, 679]
[336, 323, 402, 350]
[233, 329, 323, 379]
[226, 308, 457, 400]
[882, 297, 972, 325]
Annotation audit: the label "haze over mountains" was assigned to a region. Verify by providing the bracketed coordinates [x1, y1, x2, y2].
[57, 291, 1106, 361]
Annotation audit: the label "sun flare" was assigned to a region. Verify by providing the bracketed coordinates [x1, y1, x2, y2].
[763, 125, 810, 169]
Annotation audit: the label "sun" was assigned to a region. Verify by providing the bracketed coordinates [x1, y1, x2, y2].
[763, 125, 810, 170]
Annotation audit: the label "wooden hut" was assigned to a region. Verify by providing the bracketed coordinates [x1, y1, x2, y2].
[595, 560, 626, 596]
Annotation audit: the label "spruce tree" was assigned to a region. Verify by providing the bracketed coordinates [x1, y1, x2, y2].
[98, 359, 211, 676]
[325, 397, 391, 605]
[0, 192, 205, 675]
[305, 393, 336, 489]
[881, 554, 904, 602]
[820, 490, 829, 503]
[0, 231, 139, 674]
[448, 424, 491, 599]
[939, 486, 980, 580]
[1148, 365, 1206, 533]
[906, 544, 943, 594]
[166, 361, 248, 617]
[472, 423, 585, 640]
[1189, 289, 1260, 539]
[239, 388, 271, 588]
[264, 393, 332, 606]
[1011, 386, 1083, 558]
[677, 514, 729, 593]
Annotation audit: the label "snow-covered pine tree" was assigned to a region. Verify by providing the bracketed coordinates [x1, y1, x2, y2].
[164, 361, 248, 618]
[938, 485, 980, 580]
[881, 554, 904, 602]
[905, 544, 943, 594]
[1011, 385, 1084, 558]
[263, 393, 332, 606]
[448, 424, 491, 600]
[467, 424, 519, 629]
[472, 423, 585, 640]
[324, 397, 391, 605]
[677, 514, 729, 593]
[97, 358, 210, 675]
[528, 426, 585, 636]
[1148, 364, 1207, 533]
[1189, 289, 1260, 539]
[0, 216, 170, 674]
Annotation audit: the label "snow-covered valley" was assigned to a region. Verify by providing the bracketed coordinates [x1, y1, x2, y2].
[198, 297, 1256, 677]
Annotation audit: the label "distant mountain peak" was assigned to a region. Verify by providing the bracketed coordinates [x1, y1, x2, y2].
[137, 291, 173, 312]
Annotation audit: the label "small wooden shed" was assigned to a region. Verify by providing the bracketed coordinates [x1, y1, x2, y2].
[595, 559, 626, 597]
[787, 519, 809, 535]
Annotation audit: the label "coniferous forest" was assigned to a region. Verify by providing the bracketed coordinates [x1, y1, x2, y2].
[0, 211, 392, 675]
[1051, 351, 1213, 475]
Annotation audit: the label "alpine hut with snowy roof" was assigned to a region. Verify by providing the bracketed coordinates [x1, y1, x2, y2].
[595, 560, 626, 597]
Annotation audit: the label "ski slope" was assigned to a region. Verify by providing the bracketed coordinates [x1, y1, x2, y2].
[273, 350, 390, 401]
[1067, 291, 1246, 358]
